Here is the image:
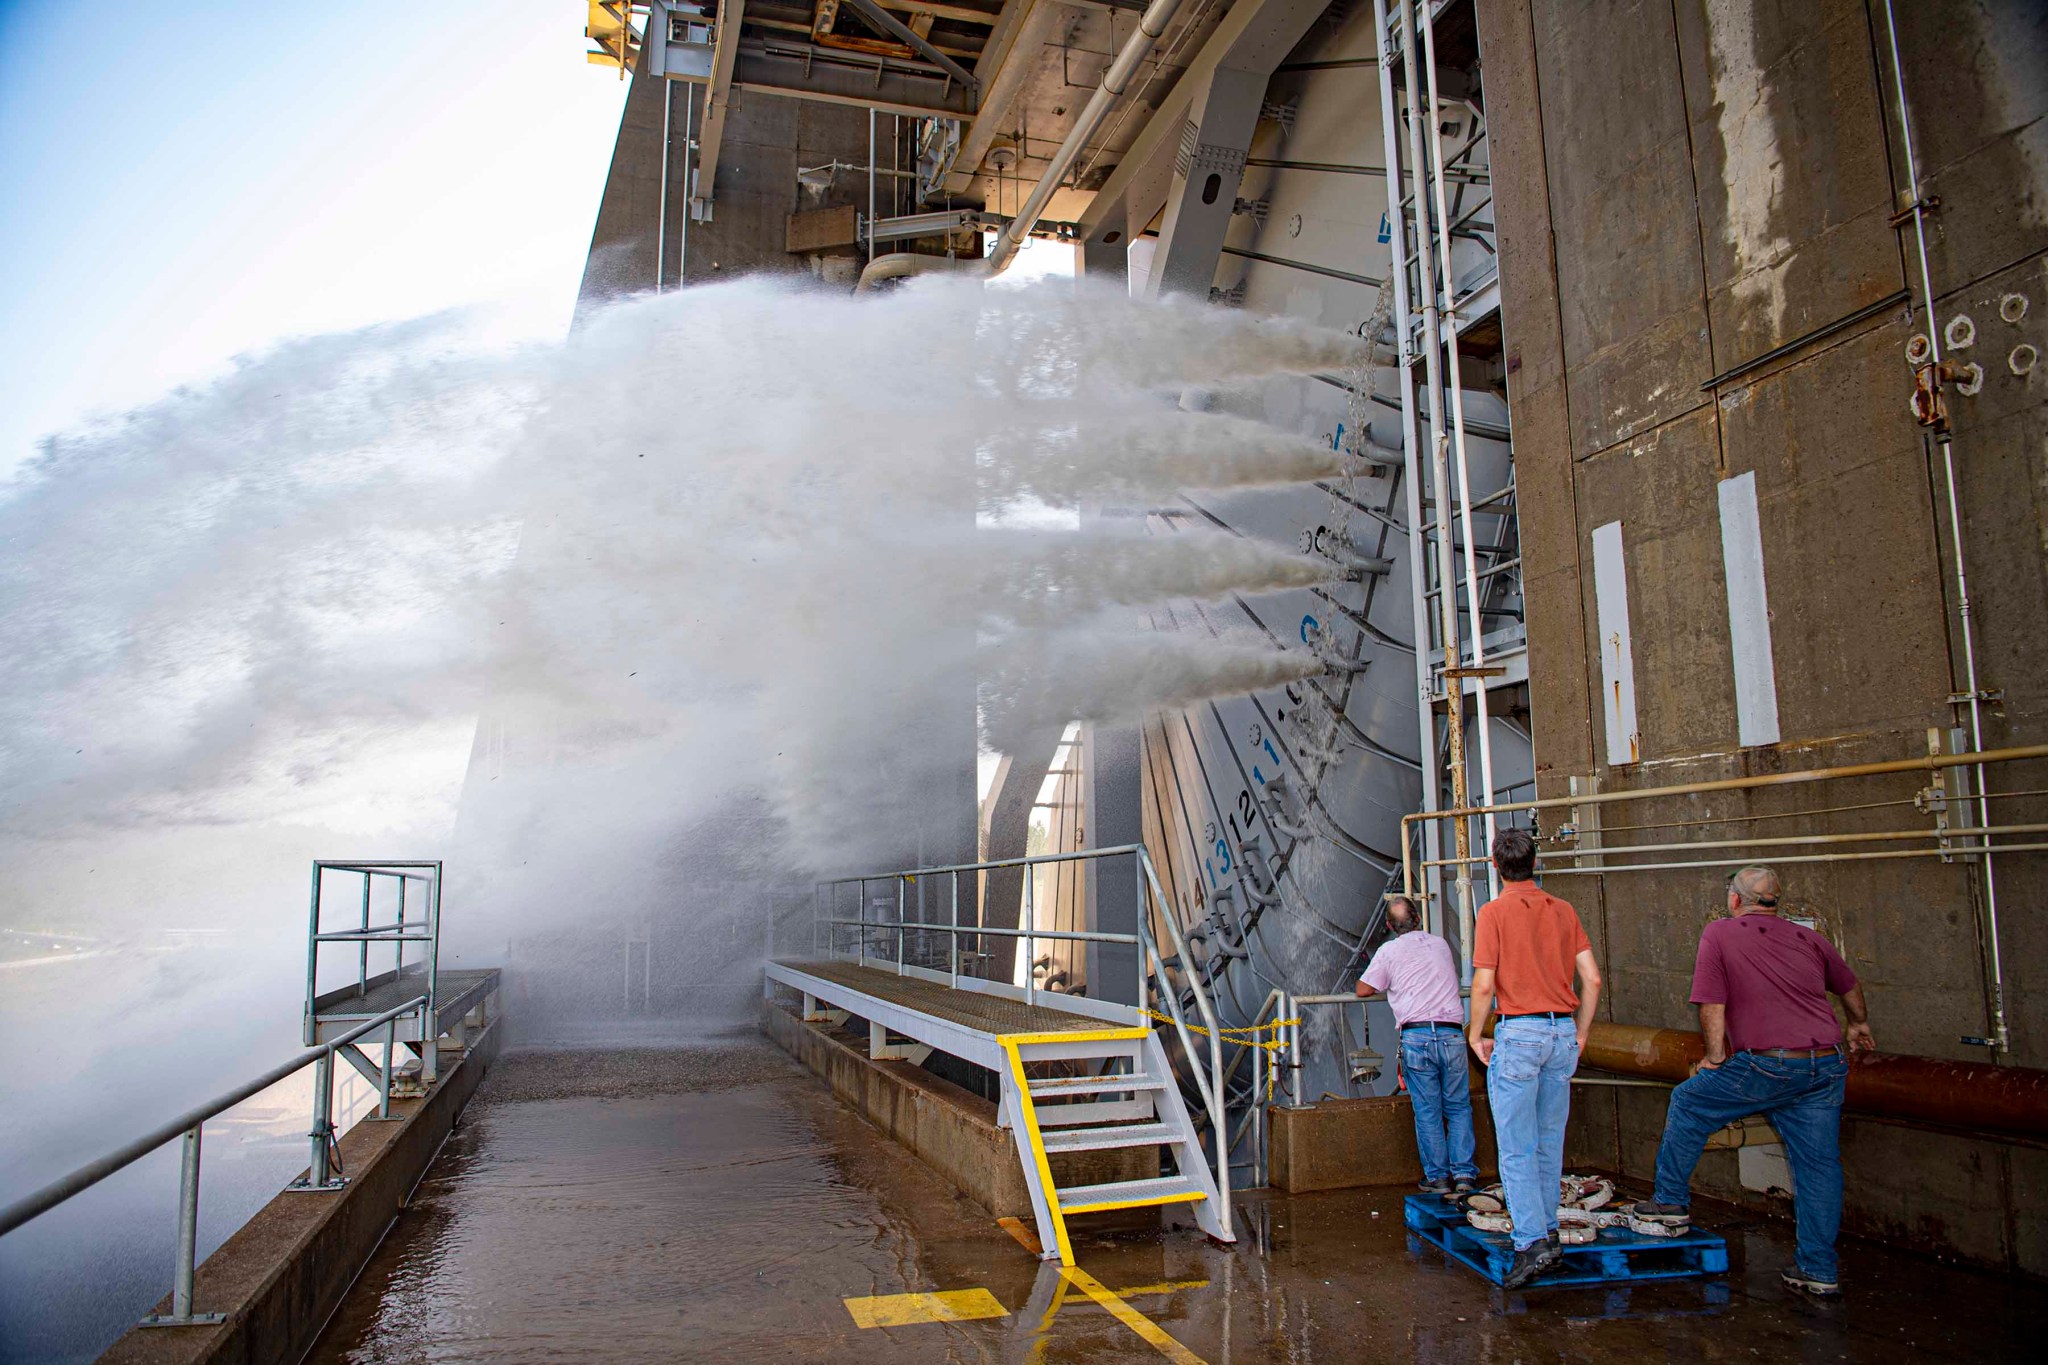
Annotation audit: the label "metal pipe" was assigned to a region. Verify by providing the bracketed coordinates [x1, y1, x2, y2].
[1451, 840, 2048, 877]
[1398, 0, 1476, 981]
[1419, 1, 1501, 901]
[1417, 822, 2048, 867]
[1879, 0, 2008, 1054]
[1407, 744, 2048, 826]
[172, 1126, 201, 1317]
[1580, 1022, 2048, 1139]
[680, 85, 693, 283]
[1372, 0, 1444, 932]
[985, 0, 1184, 275]
[657, 75, 672, 290]
[868, 105, 877, 262]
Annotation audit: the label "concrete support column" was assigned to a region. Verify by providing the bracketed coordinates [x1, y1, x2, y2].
[1083, 722, 1143, 1006]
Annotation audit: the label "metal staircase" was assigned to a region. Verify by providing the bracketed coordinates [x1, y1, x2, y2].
[769, 844, 1231, 1266]
[999, 1027, 1226, 1266]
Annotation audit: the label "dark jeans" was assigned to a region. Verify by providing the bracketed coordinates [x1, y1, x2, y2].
[1401, 1026, 1478, 1183]
[1653, 1050, 1848, 1281]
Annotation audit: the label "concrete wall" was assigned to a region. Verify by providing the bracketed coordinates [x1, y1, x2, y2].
[1478, 0, 2048, 1275]
[576, 64, 879, 313]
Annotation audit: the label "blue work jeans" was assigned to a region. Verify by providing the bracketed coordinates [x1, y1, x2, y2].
[1653, 1050, 1848, 1282]
[1486, 1015, 1578, 1251]
[1401, 1026, 1478, 1183]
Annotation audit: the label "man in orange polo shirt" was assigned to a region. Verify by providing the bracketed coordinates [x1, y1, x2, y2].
[1466, 827, 1603, 1288]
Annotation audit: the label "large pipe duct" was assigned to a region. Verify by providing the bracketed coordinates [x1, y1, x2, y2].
[856, 0, 1187, 291]
[1578, 1023, 2048, 1141]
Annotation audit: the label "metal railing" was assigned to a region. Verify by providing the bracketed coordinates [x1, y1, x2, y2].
[305, 860, 441, 1075]
[808, 844, 1232, 1237]
[0, 995, 427, 1328]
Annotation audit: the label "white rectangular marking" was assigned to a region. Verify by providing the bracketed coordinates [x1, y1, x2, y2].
[1717, 472, 1781, 746]
[1591, 521, 1640, 766]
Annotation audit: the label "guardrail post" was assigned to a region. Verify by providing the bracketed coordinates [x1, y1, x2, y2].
[309, 1049, 335, 1188]
[896, 876, 905, 975]
[378, 1021, 395, 1120]
[172, 1126, 200, 1314]
[1024, 866, 1036, 1009]
[856, 880, 866, 967]
[139, 1124, 225, 1327]
[357, 872, 371, 997]
[1132, 855, 1145, 1007]
[950, 872, 960, 987]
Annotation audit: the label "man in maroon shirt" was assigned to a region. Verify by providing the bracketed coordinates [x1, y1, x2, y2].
[1632, 866, 1874, 1297]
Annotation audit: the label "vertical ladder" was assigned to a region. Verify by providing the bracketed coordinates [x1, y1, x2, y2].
[997, 1028, 1227, 1266]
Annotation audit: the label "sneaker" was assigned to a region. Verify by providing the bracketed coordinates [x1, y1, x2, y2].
[1781, 1267, 1841, 1298]
[1629, 1200, 1691, 1227]
[1502, 1241, 1562, 1290]
[1418, 1178, 1452, 1195]
[1452, 1177, 1477, 1196]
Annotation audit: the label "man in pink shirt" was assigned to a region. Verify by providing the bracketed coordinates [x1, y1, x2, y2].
[1632, 867, 1875, 1297]
[1356, 895, 1476, 1195]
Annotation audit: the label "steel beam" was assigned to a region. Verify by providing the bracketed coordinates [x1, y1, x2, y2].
[733, 47, 977, 118]
[942, 0, 1063, 195]
[691, 0, 749, 221]
[841, 0, 980, 88]
[1076, 0, 1327, 270]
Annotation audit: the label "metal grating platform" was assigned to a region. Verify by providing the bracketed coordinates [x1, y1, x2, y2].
[311, 967, 500, 1044]
[776, 960, 1112, 1038]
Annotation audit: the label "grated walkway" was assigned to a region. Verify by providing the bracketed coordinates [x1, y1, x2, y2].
[776, 959, 1117, 1037]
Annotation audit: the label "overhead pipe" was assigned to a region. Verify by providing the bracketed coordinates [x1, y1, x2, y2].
[855, 0, 1187, 291]
[1578, 1023, 2048, 1141]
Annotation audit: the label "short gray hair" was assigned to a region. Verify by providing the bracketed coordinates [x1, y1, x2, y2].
[1731, 865, 1780, 908]
[1384, 895, 1421, 931]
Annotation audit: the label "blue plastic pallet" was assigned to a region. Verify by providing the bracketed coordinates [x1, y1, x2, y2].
[1404, 1194, 1729, 1288]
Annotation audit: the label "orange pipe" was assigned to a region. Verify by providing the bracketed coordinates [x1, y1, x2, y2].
[1579, 1023, 2048, 1140]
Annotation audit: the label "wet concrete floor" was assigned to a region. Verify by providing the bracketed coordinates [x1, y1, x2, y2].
[312, 1037, 2032, 1362]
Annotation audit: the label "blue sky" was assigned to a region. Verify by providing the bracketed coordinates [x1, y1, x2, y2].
[0, 1, 629, 478]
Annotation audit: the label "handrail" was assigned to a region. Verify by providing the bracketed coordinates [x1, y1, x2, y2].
[0, 993, 428, 1328]
[809, 843, 1232, 1240]
[0, 995, 425, 1237]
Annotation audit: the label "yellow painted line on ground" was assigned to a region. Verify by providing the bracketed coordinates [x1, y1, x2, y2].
[843, 1288, 1008, 1329]
[1058, 1265, 1208, 1365]
[1104, 1278, 1210, 1297]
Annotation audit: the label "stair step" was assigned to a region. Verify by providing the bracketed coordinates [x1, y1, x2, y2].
[1058, 1175, 1207, 1214]
[1028, 1073, 1167, 1097]
[1040, 1122, 1178, 1154]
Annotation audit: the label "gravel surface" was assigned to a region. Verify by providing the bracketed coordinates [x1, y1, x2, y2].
[476, 1036, 800, 1104]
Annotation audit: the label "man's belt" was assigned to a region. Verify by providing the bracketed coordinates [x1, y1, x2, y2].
[1400, 1021, 1462, 1032]
[1743, 1045, 1844, 1059]
[1499, 1010, 1573, 1020]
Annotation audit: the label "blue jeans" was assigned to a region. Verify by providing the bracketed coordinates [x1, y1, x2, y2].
[1486, 1015, 1578, 1250]
[1653, 1050, 1848, 1281]
[1402, 1026, 1478, 1183]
